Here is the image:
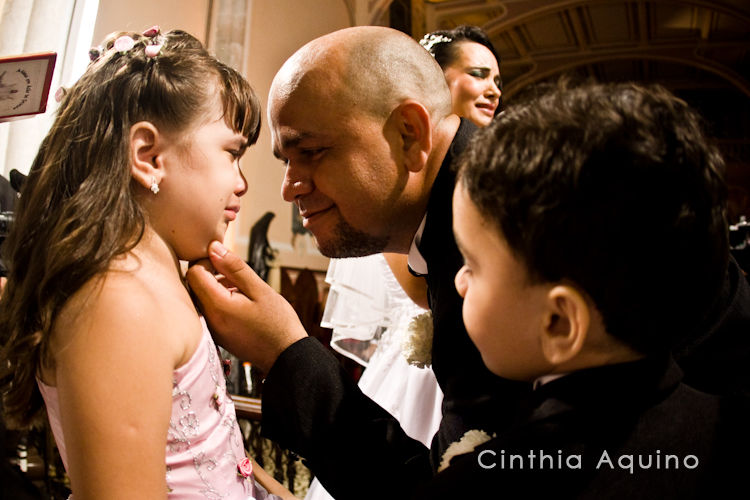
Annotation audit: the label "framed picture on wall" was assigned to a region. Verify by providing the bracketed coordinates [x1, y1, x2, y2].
[0, 52, 56, 122]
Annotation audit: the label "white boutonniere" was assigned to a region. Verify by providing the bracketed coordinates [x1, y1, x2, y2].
[401, 310, 433, 368]
[438, 429, 494, 472]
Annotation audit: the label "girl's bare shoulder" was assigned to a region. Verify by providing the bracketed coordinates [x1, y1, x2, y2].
[46, 253, 202, 384]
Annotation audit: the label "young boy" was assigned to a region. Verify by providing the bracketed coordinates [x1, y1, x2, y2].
[415, 82, 750, 498]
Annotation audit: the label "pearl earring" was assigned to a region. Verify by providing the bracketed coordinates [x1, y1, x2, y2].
[150, 176, 160, 194]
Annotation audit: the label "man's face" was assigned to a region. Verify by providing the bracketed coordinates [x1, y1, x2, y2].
[269, 78, 404, 257]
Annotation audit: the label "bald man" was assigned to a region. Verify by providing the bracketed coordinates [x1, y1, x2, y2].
[188, 26, 527, 498]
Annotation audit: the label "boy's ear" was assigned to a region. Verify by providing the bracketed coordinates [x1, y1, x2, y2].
[540, 285, 590, 366]
[388, 100, 432, 173]
[129, 121, 164, 191]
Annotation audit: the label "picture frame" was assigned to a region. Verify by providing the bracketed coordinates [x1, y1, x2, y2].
[0, 52, 57, 121]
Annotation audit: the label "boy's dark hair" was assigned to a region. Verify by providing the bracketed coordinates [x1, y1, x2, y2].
[458, 81, 728, 354]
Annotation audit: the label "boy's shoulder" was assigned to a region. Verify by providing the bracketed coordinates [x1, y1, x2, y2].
[674, 256, 750, 396]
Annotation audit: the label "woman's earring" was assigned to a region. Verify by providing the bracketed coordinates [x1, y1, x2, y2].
[150, 176, 160, 194]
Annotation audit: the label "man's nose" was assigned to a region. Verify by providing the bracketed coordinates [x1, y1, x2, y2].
[281, 166, 313, 202]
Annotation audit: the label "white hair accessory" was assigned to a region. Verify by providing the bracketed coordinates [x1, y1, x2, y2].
[418, 33, 453, 54]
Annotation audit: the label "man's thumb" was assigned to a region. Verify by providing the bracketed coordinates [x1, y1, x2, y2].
[207, 241, 266, 297]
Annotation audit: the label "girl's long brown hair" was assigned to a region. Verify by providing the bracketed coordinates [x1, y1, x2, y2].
[0, 29, 260, 428]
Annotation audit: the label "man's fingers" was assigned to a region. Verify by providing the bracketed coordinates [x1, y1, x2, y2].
[186, 261, 232, 313]
[207, 241, 268, 298]
[187, 242, 309, 371]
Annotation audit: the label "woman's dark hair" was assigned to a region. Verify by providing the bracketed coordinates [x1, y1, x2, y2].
[0, 29, 261, 428]
[419, 25, 503, 110]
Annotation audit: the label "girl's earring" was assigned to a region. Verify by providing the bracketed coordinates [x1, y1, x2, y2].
[150, 176, 160, 194]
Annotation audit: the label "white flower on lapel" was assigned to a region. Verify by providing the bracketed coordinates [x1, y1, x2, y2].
[401, 310, 433, 368]
[438, 429, 494, 472]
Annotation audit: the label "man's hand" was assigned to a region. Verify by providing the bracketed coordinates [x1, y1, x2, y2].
[187, 241, 307, 373]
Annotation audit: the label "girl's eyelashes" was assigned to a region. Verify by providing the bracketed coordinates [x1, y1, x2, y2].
[228, 147, 248, 160]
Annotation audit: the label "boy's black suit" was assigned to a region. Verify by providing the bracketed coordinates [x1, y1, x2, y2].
[674, 254, 750, 397]
[416, 356, 750, 499]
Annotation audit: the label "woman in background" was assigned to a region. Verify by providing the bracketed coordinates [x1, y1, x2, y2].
[420, 24, 502, 128]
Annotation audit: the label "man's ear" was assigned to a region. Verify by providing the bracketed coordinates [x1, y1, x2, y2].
[129, 121, 163, 191]
[389, 100, 432, 173]
[541, 285, 590, 366]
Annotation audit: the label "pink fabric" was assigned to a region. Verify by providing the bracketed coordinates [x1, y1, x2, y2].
[38, 317, 258, 499]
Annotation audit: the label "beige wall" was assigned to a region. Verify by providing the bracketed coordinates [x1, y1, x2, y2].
[93, 0, 210, 45]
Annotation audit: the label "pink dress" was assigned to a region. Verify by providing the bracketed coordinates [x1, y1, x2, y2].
[38, 317, 267, 499]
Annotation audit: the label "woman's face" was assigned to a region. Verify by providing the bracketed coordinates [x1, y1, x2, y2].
[442, 41, 501, 128]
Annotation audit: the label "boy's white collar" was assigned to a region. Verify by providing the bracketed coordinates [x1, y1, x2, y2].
[533, 372, 568, 390]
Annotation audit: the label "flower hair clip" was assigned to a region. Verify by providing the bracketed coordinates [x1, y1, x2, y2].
[114, 35, 135, 54]
[419, 33, 453, 53]
[87, 26, 165, 63]
[145, 44, 163, 58]
[142, 25, 160, 38]
[54, 87, 66, 103]
[88, 46, 102, 62]
[142, 25, 164, 58]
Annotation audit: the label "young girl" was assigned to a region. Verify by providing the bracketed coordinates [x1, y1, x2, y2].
[0, 28, 293, 499]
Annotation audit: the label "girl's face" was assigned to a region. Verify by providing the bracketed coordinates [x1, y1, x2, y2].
[442, 41, 501, 128]
[154, 100, 249, 261]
